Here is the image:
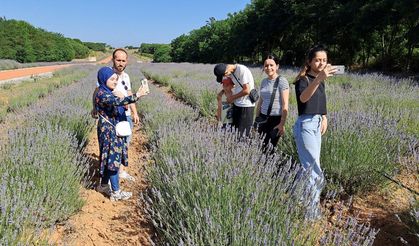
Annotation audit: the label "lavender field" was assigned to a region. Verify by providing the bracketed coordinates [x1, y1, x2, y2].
[138, 80, 378, 245]
[140, 63, 418, 195]
[139, 63, 418, 244]
[0, 61, 417, 244]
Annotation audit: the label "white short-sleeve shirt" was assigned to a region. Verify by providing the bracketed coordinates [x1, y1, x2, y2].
[229, 64, 255, 107]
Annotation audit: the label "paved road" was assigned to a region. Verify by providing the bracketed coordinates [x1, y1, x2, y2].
[0, 56, 112, 84]
[0, 64, 72, 81]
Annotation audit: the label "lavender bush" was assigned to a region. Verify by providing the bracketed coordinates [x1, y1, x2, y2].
[0, 66, 96, 243]
[0, 59, 98, 71]
[0, 125, 90, 244]
[326, 73, 419, 138]
[321, 110, 417, 194]
[144, 121, 318, 245]
[138, 79, 377, 245]
[141, 63, 418, 196]
[0, 59, 22, 70]
[140, 63, 218, 117]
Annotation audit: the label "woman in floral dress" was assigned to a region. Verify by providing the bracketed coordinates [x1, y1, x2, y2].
[95, 66, 149, 201]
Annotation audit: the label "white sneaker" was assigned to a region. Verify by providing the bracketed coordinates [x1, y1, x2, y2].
[96, 184, 111, 197]
[119, 170, 136, 181]
[110, 190, 132, 202]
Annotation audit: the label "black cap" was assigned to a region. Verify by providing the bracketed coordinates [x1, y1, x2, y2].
[214, 63, 227, 83]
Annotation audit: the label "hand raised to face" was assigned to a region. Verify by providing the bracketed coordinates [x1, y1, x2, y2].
[317, 64, 337, 82]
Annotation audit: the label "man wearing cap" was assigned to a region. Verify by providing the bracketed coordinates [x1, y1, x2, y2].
[214, 63, 255, 136]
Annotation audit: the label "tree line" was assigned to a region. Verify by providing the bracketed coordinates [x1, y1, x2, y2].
[166, 0, 418, 73]
[0, 18, 106, 63]
[138, 43, 172, 62]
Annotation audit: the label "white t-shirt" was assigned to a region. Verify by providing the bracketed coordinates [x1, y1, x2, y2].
[229, 64, 255, 107]
[96, 71, 132, 116]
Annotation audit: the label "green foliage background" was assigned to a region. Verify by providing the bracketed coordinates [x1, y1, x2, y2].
[138, 43, 172, 62]
[0, 18, 107, 63]
[168, 0, 419, 72]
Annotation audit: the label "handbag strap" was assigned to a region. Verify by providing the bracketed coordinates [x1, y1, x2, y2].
[266, 76, 280, 116]
[231, 70, 279, 115]
[99, 114, 115, 127]
[231, 72, 244, 89]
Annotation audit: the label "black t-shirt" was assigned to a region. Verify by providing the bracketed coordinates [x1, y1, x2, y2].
[295, 74, 327, 116]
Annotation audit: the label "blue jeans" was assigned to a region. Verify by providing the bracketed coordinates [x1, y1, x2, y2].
[293, 114, 324, 209]
[126, 116, 133, 146]
[102, 168, 119, 191]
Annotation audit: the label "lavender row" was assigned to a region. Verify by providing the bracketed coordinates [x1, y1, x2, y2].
[0, 66, 89, 123]
[0, 66, 97, 243]
[325, 73, 419, 138]
[320, 111, 418, 193]
[0, 59, 101, 71]
[276, 107, 418, 194]
[137, 80, 377, 245]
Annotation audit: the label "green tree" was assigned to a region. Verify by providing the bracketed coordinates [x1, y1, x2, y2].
[0, 18, 92, 62]
[153, 45, 172, 62]
[168, 0, 419, 72]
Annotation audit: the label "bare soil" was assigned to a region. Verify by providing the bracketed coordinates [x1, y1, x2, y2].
[351, 174, 419, 246]
[49, 124, 153, 245]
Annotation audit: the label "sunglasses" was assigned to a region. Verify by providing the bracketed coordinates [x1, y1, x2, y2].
[121, 81, 128, 90]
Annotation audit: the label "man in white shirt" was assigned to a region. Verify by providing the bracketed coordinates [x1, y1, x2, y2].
[92, 48, 137, 181]
[214, 63, 255, 136]
[111, 48, 139, 143]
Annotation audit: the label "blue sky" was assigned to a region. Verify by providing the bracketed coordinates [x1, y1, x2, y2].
[1, 0, 251, 47]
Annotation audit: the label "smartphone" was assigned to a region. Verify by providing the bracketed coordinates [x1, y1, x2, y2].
[333, 65, 345, 75]
[141, 79, 150, 93]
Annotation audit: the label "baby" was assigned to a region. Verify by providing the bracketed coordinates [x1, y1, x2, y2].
[216, 77, 234, 126]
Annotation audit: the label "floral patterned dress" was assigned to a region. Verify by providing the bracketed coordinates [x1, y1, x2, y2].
[95, 88, 137, 176]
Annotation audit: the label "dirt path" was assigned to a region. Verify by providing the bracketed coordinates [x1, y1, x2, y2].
[49, 123, 153, 245]
[97, 56, 112, 64]
[0, 56, 112, 82]
[352, 175, 419, 246]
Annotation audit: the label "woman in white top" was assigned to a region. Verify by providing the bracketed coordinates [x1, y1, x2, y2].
[255, 55, 289, 148]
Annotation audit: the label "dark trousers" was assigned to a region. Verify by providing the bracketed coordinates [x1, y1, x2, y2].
[258, 114, 282, 148]
[232, 105, 255, 136]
